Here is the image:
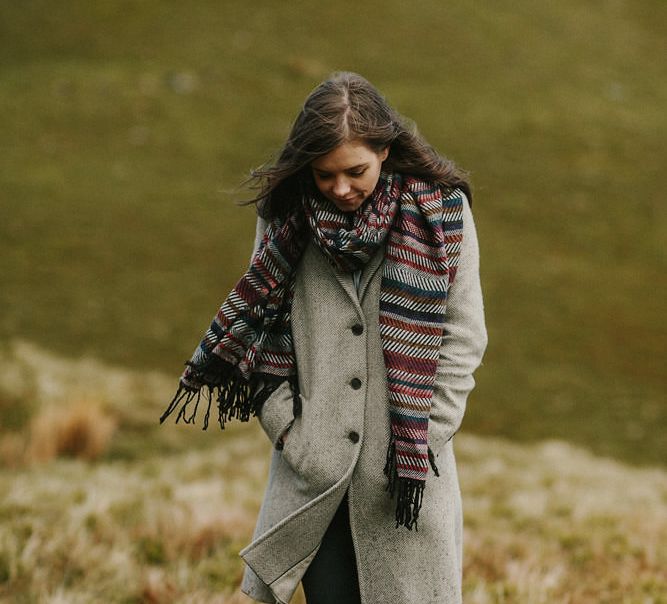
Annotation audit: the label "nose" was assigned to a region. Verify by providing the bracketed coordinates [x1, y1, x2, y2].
[332, 176, 351, 198]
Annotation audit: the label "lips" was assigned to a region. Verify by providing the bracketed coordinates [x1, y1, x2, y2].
[326, 193, 364, 212]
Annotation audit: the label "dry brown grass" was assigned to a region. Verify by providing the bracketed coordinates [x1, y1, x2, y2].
[1, 400, 117, 467]
[26, 401, 117, 463]
[0, 429, 266, 603]
[0, 342, 665, 603]
[1, 429, 665, 603]
[458, 437, 667, 603]
[0, 339, 174, 468]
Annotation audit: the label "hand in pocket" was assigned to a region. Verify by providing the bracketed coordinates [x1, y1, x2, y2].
[277, 422, 292, 448]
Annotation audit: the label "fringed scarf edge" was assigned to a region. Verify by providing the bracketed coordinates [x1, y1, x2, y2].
[159, 356, 299, 431]
[383, 436, 441, 530]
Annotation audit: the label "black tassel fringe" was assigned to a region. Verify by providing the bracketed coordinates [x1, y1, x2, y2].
[159, 357, 298, 430]
[383, 438, 441, 530]
[394, 478, 425, 530]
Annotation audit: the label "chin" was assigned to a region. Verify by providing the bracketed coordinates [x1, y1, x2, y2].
[331, 195, 365, 213]
[338, 202, 363, 213]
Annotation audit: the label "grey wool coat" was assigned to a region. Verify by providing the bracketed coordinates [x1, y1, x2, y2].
[240, 195, 487, 604]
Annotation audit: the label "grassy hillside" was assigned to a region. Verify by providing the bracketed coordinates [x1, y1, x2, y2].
[0, 1, 665, 464]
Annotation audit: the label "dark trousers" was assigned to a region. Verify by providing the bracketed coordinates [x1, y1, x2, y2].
[301, 494, 361, 604]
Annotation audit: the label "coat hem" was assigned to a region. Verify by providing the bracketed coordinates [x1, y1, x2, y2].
[240, 585, 275, 604]
[240, 441, 362, 587]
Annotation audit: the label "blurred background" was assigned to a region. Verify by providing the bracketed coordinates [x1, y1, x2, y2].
[1, 1, 665, 603]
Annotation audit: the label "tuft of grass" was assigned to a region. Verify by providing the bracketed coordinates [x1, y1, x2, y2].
[27, 401, 117, 463]
[136, 536, 167, 566]
[0, 339, 254, 465]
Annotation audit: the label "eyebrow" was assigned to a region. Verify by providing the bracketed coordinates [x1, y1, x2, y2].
[312, 163, 368, 174]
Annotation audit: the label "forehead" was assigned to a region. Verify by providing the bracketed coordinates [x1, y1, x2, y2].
[311, 141, 377, 172]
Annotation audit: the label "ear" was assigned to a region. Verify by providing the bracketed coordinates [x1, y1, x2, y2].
[379, 146, 390, 162]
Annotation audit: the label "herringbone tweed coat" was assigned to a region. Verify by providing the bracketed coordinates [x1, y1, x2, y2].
[240, 195, 487, 604]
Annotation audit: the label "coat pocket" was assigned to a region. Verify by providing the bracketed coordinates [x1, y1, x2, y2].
[280, 394, 306, 475]
[279, 394, 354, 491]
[258, 380, 295, 448]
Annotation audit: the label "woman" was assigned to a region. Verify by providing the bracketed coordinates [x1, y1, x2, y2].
[161, 72, 487, 604]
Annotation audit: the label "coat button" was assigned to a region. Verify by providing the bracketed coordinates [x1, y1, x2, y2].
[351, 323, 364, 335]
[348, 431, 360, 443]
[350, 378, 362, 390]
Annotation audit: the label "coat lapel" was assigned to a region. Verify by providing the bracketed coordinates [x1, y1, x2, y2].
[305, 241, 362, 314]
[358, 243, 385, 303]
[306, 240, 386, 309]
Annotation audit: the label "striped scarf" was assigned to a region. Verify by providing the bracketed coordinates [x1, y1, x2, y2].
[160, 172, 464, 528]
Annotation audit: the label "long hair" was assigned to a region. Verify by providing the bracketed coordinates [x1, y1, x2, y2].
[246, 72, 471, 219]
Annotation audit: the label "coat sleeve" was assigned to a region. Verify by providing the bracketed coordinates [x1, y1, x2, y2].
[428, 193, 488, 457]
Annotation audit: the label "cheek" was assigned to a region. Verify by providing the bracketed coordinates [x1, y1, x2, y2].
[363, 169, 382, 192]
[313, 178, 329, 195]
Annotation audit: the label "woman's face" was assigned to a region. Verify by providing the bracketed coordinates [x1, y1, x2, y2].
[310, 140, 389, 213]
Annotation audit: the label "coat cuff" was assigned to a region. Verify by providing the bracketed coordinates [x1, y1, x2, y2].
[258, 380, 295, 450]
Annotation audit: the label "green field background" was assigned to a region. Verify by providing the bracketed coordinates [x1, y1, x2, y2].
[1, 1, 665, 465]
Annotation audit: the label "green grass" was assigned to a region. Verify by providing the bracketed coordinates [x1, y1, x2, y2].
[1, 1, 665, 465]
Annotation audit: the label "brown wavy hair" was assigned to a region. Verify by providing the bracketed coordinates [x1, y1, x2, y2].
[246, 72, 471, 219]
